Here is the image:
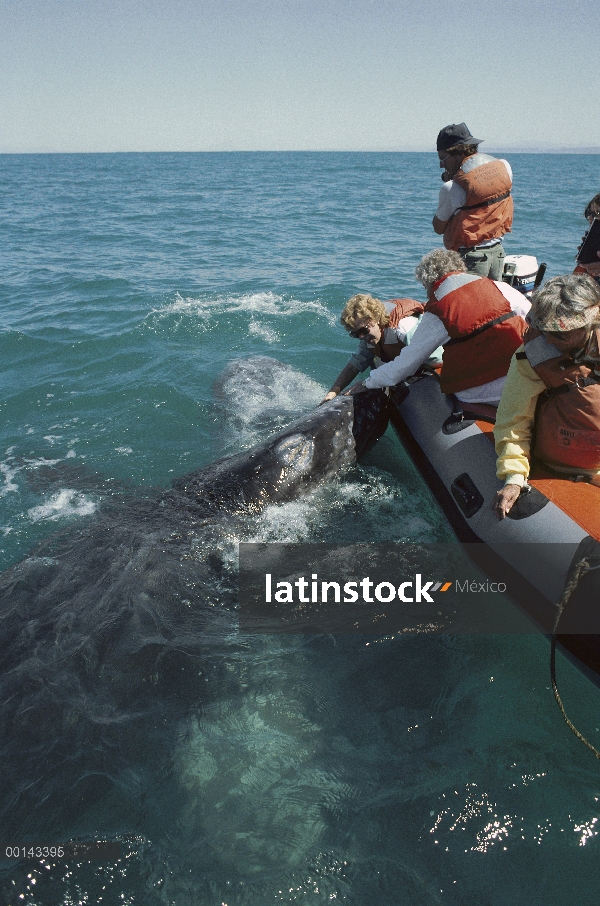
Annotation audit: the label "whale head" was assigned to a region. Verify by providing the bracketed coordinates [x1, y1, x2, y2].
[174, 389, 390, 513]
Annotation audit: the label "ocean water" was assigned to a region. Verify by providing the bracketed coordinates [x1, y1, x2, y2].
[1, 152, 600, 905]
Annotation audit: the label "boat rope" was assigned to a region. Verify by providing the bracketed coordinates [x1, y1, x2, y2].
[551, 556, 600, 760]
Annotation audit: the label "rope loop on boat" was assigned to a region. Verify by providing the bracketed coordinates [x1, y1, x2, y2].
[551, 557, 600, 760]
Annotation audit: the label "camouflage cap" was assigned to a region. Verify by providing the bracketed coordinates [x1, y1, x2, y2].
[527, 304, 599, 332]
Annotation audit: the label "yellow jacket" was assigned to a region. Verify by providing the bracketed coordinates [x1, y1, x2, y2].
[493, 346, 543, 487]
[494, 344, 600, 484]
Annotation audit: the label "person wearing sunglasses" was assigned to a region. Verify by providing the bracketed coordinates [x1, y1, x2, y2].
[320, 293, 441, 404]
[574, 192, 600, 282]
[432, 123, 513, 280]
[344, 249, 529, 410]
[493, 274, 600, 519]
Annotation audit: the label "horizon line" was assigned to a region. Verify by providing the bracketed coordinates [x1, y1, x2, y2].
[2, 147, 600, 156]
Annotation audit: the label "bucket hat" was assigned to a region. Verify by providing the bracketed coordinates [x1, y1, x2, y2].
[527, 304, 599, 333]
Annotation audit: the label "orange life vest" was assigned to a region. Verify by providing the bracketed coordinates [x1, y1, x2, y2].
[380, 298, 425, 361]
[426, 273, 526, 394]
[523, 328, 600, 471]
[443, 157, 513, 252]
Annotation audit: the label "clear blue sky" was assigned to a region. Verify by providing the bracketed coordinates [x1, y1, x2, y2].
[1, 0, 598, 153]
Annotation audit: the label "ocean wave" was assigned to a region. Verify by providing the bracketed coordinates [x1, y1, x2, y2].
[149, 290, 337, 328]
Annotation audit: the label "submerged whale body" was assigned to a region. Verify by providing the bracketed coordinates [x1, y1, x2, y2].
[0, 371, 389, 839]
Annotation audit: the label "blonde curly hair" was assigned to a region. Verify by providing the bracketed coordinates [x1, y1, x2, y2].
[340, 294, 389, 331]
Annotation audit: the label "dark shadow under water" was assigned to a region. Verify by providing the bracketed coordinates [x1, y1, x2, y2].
[2, 372, 600, 905]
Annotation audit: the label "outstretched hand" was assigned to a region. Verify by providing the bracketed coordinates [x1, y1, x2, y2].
[343, 381, 368, 396]
[492, 484, 521, 520]
[319, 391, 337, 405]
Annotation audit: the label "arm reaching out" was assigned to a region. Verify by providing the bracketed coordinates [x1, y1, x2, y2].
[320, 363, 360, 404]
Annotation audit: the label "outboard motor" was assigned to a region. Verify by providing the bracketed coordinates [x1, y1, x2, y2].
[502, 254, 546, 296]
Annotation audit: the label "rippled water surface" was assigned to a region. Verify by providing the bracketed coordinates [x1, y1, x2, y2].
[1, 152, 600, 905]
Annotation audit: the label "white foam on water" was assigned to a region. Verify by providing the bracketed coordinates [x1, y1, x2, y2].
[246, 468, 436, 546]
[240, 368, 324, 416]
[27, 489, 97, 523]
[1, 453, 65, 499]
[247, 499, 315, 543]
[23, 456, 62, 468]
[115, 446, 133, 455]
[152, 290, 337, 327]
[217, 357, 326, 450]
[249, 319, 280, 343]
[48, 419, 79, 430]
[327, 471, 436, 541]
[0, 462, 19, 498]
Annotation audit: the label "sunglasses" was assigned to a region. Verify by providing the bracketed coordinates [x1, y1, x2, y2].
[439, 151, 458, 166]
[542, 330, 569, 340]
[349, 324, 373, 340]
[541, 327, 587, 340]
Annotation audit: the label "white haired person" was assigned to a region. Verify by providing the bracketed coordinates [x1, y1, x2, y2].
[494, 274, 600, 519]
[346, 248, 529, 408]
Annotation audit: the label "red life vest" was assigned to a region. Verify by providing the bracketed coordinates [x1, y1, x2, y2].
[524, 328, 600, 471]
[426, 273, 526, 394]
[443, 158, 513, 252]
[380, 298, 425, 361]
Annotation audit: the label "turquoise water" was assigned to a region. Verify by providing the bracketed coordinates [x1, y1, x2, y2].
[1, 152, 600, 904]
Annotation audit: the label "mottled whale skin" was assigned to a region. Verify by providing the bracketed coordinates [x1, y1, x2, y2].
[174, 389, 390, 515]
[0, 377, 389, 837]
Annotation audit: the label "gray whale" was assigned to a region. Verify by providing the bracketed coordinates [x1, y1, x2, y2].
[0, 372, 389, 838]
[174, 386, 390, 514]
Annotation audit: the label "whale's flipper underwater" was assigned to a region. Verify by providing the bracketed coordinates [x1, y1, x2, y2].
[0, 359, 389, 852]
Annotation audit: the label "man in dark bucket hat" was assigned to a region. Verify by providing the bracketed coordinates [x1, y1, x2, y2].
[432, 122, 513, 280]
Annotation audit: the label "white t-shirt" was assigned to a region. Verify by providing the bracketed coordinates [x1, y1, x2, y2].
[363, 281, 530, 405]
[435, 154, 513, 227]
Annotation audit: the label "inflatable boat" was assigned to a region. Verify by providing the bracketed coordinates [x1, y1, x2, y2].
[387, 255, 600, 684]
